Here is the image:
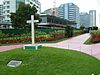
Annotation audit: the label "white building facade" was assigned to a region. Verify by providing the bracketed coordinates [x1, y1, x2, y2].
[3, 0, 20, 22]
[89, 10, 96, 27]
[3, 0, 41, 22]
[58, 3, 80, 28]
[0, 4, 3, 22]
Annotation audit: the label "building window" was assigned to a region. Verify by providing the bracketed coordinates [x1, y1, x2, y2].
[7, 6, 10, 9]
[5, 20, 9, 22]
[3, 16, 5, 19]
[3, 7, 5, 9]
[7, 15, 10, 18]
[7, 10, 10, 13]
[3, 2, 5, 5]
[7, 1, 10, 4]
[3, 11, 5, 13]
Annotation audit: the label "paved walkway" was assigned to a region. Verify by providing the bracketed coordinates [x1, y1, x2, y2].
[43, 34, 100, 60]
[0, 44, 24, 52]
[0, 33, 100, 60]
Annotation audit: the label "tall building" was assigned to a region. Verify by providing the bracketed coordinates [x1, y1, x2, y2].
[89, 10, 96, 27]
[3, 0, 25, 22]
[3, 0, 41, 22]
[0, 4, 3, 22]
[58, 3, 80, 28]
[80, 12, 90, 28]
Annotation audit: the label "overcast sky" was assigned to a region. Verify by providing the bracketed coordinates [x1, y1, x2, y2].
[0, 0, 100, 27]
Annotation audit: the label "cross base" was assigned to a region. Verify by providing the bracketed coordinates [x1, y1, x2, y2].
[23, 44, 42, 50]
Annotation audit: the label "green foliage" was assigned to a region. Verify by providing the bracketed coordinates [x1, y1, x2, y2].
[0, 29, 30, 37]
[10, 2, 40, 29]
[91, 30, 100, 43]
[0, 47, 100, 75]
[90, 30, 100, 37]
[0, 30, 2, 34]
[65, 25, 73, 38]
[80, 25, 85, 30]
[84, 30, 100, 44]
[0, 29, 66, 44]
[73, 30, 84, 36]
[92, 26, 98, 30]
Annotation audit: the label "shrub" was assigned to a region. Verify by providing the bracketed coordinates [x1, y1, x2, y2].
[90, 30, 100, 37]
[90, 30, 100, 43]
[92, 26, 98, 30]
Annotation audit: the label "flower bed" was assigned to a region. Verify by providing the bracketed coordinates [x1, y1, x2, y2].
[92, 36, 100, 43]
[0, 37, 31, 44]
[0, 30, 66, 44]
[0, 35, 65, 44]
[90, 30, 100, 43]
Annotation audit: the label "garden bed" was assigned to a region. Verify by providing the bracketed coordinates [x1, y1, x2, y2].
[84, 30, 100, 44]
[91, 30, 100, 43]
[0, 30, 66, 44]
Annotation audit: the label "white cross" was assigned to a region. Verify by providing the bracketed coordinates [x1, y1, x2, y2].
[27, 15, 39, 44]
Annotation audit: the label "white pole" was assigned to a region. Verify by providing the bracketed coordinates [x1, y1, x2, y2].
[31, 15, 35, 44]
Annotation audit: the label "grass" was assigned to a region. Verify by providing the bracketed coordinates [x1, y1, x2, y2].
[84, 37, 92, 45]
[0, 47, 100, 75]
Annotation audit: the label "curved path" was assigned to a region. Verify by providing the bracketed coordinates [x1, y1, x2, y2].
[0, 33, 100, 60]
[43, 33, 100, 60]
[0, 44, 25, 52]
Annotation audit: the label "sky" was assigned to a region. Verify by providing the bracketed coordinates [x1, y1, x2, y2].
[39, 0, 100, 12]
[0, 0, 100, 27]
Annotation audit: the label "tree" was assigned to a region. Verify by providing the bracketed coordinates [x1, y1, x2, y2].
[10, 2, 40, 29]
[92, 26, 98, 30]
[65, 25, 73, 38]
[80, 25, 85, 30]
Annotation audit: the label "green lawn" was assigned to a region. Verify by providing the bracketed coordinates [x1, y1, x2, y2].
[0, 47, 100, 75]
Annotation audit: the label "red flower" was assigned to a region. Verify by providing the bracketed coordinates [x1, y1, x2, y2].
[47, 38, 56, 41]
[94, 36, 100, 41]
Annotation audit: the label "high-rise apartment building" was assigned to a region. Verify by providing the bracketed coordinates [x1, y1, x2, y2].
[3, 0, 25, 22]
[58, 3, 80, 28]
[80, 12, 90, 28]
[3, 0, 41, 22]
[0, 5, 3, 22]
[89, 10, 96, 27]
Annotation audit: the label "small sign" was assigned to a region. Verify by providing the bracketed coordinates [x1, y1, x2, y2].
[7, 60, 22, 67]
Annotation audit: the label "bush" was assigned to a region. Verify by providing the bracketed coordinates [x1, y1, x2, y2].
[74, 30, 84, 36]
[90, 30, 100, 37]
[0, 30, 2, 34]
[92, 26, 98, 30]
[90, 30, 100, 43]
